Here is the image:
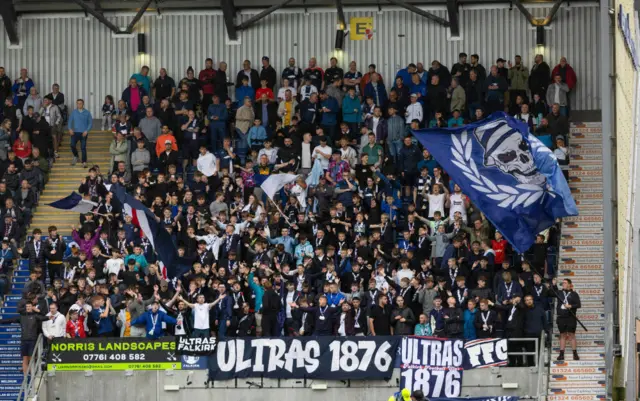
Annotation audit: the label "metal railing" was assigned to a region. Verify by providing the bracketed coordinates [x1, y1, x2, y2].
[18, 334, 45, 401]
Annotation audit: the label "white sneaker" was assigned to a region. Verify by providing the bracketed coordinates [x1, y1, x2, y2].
[71, 156, 77, 166]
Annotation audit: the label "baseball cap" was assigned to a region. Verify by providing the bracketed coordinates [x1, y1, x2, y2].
[164, 140, 172, 145]
[262, 56, 269, 61]
[401, 388, 411, 401]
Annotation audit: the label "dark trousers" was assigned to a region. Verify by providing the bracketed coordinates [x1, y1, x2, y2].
[261, 313, 279, 337]
[70, 132, 87, 162]
[47, 262, 63, 286]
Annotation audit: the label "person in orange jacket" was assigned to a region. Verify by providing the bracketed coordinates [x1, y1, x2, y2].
[155, 125, 178, 157]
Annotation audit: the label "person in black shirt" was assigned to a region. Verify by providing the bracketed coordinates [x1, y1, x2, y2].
[152, 68, 176, 101]
[324, 57, 344, 86]
[369, 293, 391, 335]
[556, 279, 581, 361]
[290, 294, 341, 335]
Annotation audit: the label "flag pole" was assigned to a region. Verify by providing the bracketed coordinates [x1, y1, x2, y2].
[267, 197, 292, 226]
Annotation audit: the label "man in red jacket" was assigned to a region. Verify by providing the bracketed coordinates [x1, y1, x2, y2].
[199, 58, 217, 114]
[551, 57, 577, 115]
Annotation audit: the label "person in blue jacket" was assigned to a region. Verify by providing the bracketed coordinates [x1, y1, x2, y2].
[128, 301, 177, 339]
[235, 76, 255, 107]
[364, 74, 388, 109]
[212, 283, 234, 339]
[319, 91, 339, 141]
[207, 95, 229, 152]
[395, 63, 417, 86]
[341, 87, 362, 133]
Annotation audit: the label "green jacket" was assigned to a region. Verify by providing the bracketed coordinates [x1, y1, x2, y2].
[450, 86, 466, 112]
[508, 65, 529, 91]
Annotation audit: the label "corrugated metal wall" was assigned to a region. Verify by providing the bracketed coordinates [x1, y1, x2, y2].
[0, 5, 600, 115]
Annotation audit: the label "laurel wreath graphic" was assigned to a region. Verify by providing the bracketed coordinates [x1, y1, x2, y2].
[451, 131, 550, 209]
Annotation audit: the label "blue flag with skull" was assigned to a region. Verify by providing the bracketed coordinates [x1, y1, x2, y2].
[412, 112, 578, 253]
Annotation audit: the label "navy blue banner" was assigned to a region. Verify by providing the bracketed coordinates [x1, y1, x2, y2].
[399, 337, 508, 397]
[199, 337, 401, 380]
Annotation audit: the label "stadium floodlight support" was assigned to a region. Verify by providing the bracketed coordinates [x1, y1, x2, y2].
[385, 0, 450, 28]
[125, 0, 153, 33]
[221, 0, 238, 41]
[512, 0, 565, 26]
[0, 0, 20, 46]
[446, 0, 459, 37]
[235, 0, 295, 31]
[336, 0, 346, 31]
[70, 0, 150, 34]
[69, 0, 123, 33]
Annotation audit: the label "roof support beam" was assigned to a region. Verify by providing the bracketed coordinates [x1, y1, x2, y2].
[336, 0, 346, 29]
[513, 0, 564, 26]
[446, 0, 459, 36]
[69, 0, 122, 33]
[235, 0, 295, 31]
[385, 0, 450, 28]
[125, 0, 153, 33]
[0, 0, 20, 45]
[221, 0, 238, 41]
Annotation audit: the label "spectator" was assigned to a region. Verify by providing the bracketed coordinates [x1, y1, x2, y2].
[0, 67, 11, 106]
[551, 57, 577, 114]
[23, 87, 42, 116]
[528, 54, 551, 99]
[546, 103, 569, 138]
[546, 75, 570, 116]
[508, 55, 529, 108]
[449, 79, 466, 114]
[67, 99, 93, 168]
[236, 60, 260, 90]
[260, 56, 277, 90]
[152, 67, 176, 101]
[41, 95, 63, 157]
[282, 57, 303, 90]
[12, 68, 34, 110]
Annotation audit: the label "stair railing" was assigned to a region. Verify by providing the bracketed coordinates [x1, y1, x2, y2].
[18, 334, 45, 401]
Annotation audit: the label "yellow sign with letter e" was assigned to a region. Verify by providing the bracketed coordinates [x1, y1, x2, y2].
[350, 17, 374, 40]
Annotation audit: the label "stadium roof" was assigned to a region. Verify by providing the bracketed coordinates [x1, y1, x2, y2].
[8, 0, 592, 13]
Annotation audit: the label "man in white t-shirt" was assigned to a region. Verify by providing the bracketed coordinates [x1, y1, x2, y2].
[447, 184, 469, 223]
[312, 137, 332, 170]
[196, 145, 218, 177]
[179, 293, 226, 338]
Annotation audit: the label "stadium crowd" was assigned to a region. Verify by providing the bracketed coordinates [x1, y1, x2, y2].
[0, 52, 582, 373]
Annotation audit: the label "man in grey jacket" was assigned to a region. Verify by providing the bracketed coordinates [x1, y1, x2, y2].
[131, 139, 151, 175]
[414, 277, 439, 317]
[386, 105, 405, 163]
[138, 107, 162, 145]
[40, 96, 63, 157]
[545, 74, 569, 116]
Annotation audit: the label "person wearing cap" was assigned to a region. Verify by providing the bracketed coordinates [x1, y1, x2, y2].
[154, 125, 178, 157]
[405, 93, 423, 125]
[259, 56, 277, 90]
[158, 139, 179, 174]
[235, 59, 260, 90]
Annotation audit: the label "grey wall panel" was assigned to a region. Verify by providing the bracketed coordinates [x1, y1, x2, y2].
[0, 4, 600, 116]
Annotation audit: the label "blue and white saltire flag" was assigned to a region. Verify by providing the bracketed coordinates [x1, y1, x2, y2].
[413, 112, 578, 252]
[111, 184, 178, 279]
[47, 192, 97, 213]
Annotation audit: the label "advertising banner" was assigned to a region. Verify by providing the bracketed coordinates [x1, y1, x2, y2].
[47, 337, 180, 371]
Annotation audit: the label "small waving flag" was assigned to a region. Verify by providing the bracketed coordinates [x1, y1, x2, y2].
[47, 192, 97, 214]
